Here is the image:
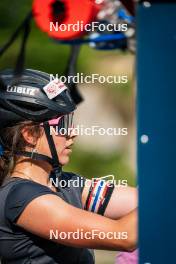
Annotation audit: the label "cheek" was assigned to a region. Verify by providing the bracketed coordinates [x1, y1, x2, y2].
[37, 134, 67, 158]
[54, 136, 66, 153]
[55, 137, 71, 165]
[38, 136, 50, 155]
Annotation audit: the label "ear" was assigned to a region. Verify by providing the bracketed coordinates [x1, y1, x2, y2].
[21, 127, 38, 146]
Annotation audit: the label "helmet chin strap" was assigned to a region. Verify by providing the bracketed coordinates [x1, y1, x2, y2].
[15, 121, 62, 178]
[43, 122, 62, 178]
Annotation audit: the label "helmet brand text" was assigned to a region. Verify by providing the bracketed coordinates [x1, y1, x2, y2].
[6, 86, 36, 96]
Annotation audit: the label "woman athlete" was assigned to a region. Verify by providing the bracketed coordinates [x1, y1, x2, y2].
[0, 69, 137, 264]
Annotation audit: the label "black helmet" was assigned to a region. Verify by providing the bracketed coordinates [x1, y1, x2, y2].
[0, 69, 76, 176]
[0, 69, 76, 128]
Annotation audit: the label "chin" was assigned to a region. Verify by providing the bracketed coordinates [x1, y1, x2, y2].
[59, 156, 70, 166]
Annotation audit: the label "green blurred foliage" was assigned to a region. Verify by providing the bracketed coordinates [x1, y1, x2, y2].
[65, 147, 135, 186]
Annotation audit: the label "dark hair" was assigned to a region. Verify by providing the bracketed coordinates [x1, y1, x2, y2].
[0, 121, 42, 186]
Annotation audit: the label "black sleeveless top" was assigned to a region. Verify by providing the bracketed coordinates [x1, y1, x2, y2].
[0, 172, 95, 264]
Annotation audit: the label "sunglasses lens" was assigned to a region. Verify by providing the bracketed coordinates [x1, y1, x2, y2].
[41, 112, 74, 136]
[53, 112, 74, 136]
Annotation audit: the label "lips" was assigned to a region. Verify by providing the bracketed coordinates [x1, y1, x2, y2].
[64, 147, 72, 154]
[65, 144, 73, 149]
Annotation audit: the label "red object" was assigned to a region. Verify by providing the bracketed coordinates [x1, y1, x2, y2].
[32, 0, 101, 40]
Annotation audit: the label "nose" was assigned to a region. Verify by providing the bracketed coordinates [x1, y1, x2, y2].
[68, 127, 78, 139]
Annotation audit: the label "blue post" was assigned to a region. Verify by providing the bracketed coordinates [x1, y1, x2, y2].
[137, 2, 176, 263]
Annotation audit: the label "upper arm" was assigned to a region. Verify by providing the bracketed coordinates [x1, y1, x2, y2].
[82, 179, 138, 219]
[104, 186, 138, 219]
